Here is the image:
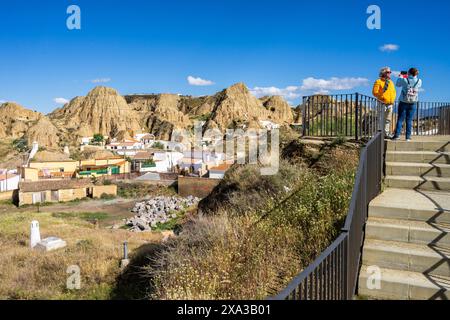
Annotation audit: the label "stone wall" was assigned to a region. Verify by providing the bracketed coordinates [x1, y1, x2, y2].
[58, 188, 86, 202]
[178, 176, 221, 198]
[92, 185, 117, 198]
[0, 190, 14, 201]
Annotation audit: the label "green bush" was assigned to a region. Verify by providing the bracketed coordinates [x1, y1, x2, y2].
[152, 142, 165, 150]
[12, 138, 29, 153]
[99, 193, 116, 200]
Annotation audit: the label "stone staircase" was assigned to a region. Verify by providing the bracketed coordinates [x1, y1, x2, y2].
[358, 137, 450, 300]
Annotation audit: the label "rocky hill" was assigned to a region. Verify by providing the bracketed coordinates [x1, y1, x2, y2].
[1, 83, 295, 152]
[49, 86, 142, 142]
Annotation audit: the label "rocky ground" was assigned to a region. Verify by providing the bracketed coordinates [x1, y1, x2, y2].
[126, 195, 199, 232]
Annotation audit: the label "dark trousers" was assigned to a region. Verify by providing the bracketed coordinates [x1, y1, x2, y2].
[394, 101, 417, 139]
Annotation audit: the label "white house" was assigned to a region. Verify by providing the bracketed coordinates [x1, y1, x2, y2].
[134, 133, 155, 145]
[130, 150, 182, 173]
[152, 140, 186, 152]
[106, 141, 143, 156]
[208, 163, 232, 179]
[136, 151, 184, 173]
[0, 171, 20, 192]
[81, 137, 93, 145]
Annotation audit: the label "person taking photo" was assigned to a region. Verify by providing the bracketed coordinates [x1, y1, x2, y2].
[392, 68, 422, 141]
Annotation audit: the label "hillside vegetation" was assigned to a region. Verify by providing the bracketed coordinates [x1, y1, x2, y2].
[138, 132, 360, 299]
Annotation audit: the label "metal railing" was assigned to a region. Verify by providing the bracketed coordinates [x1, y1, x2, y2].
[270, 93, 386, 300]
[301, 93, 384, 140]
[269, 131, 384, 300]
[301, 93, 450, 139]
[389, 102, 450, 136]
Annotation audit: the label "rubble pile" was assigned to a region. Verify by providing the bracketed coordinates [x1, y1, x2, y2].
[126, 195, 199, 232]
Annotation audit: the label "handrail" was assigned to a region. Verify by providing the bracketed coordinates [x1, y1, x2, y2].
[270, 95, 385, 300]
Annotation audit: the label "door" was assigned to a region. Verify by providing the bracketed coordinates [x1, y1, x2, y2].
[32, 192, 41, 204]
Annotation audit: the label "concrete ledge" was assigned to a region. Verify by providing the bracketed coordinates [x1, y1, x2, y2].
[385, 175, 450, 191]
[366, 217, 450, 246]
[386, 162, 450, 177]
[359, 265, 450, 300]
[386, 151, 450, 164]
[387, 140, 450, 152]
[362, 239, 450, 278]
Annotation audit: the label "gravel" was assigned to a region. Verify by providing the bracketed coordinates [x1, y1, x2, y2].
[126, 195, 199, 232]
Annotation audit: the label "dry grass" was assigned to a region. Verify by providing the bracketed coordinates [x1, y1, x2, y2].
[149, 214, 301, 300]
[145, 142, 360, 300]
[0, 211, 161, 299]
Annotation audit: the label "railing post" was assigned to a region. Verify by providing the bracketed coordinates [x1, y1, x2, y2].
[355, 93, 359, 141]
[416, 101, 420, 136]
[302, 97, 307, 136]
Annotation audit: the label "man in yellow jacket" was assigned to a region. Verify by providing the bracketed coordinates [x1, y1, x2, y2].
[372, 66, 397, 136]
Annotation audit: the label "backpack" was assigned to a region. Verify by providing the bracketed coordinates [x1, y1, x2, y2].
[404, 78, 420, 103]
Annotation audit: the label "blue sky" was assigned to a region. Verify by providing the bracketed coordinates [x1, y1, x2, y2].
[0, 0, 449, 113]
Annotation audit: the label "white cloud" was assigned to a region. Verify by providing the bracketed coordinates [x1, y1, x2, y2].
[187, 76, 214, 86]
[314, 90, 330, 95]
[0, 100, 5, 104]
[250, 77, 368, 102]
[301, 77, 369, 91]
[379, 44, 399, 52]
[54, 97, 69, 104]
[250, 86, 301, 101]
[90, 78, 111, 83]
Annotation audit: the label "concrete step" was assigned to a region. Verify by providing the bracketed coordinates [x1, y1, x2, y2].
[387, 140, 450, 152]
[369, 188, 450, 223]
[362, 239, 450, 278]
[366, 217, 450, 246]
[359, 265, 450, 300]
[386, 162, 450, 177]
[385, 175, 450, 191]
[386, 151, 450, 164]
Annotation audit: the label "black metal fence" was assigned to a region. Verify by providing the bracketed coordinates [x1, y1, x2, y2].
[389, 102, 450, 136]
[270, 131, 384, 300]
[271, 92, 449, 300]
[301, 93, 450, 138]
[301, 93, 384, 140]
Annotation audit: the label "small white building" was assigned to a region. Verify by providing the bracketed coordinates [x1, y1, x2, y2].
[81, 137, 93, 145]
[152, 140, 186, 152]
[133, 151, 184, 173]
[106, 141, 143, 156]
[208, 163, 232, 179]
[134, 133, 155, 145]
[143, 151, 184, 173]
[0, 171, 20, 192]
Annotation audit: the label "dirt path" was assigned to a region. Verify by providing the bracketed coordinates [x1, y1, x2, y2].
[0, 197, 147, 227]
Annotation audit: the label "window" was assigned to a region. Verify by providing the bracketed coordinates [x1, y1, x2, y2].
[60, 168, 64, 172]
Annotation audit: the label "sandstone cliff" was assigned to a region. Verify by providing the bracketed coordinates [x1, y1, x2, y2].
[49, 86, 142, 142]
[260, 95, 294, 124]
[0, 102, 42, 139]
[2, 84, 296, 154]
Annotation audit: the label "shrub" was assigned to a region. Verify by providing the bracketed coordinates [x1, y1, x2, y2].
[100, 193, 116, 200]
[12, 138, 29, 153]
[145, 142, 359, 300]
[152, 142, 165, 150]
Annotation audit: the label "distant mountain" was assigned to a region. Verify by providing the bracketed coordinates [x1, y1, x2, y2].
[0, 83, 295, 151]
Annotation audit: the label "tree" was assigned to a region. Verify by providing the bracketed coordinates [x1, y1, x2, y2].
[152, 141, 165, 150]
[92, 133, 104, 144]
[12, 138, 29, 153]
